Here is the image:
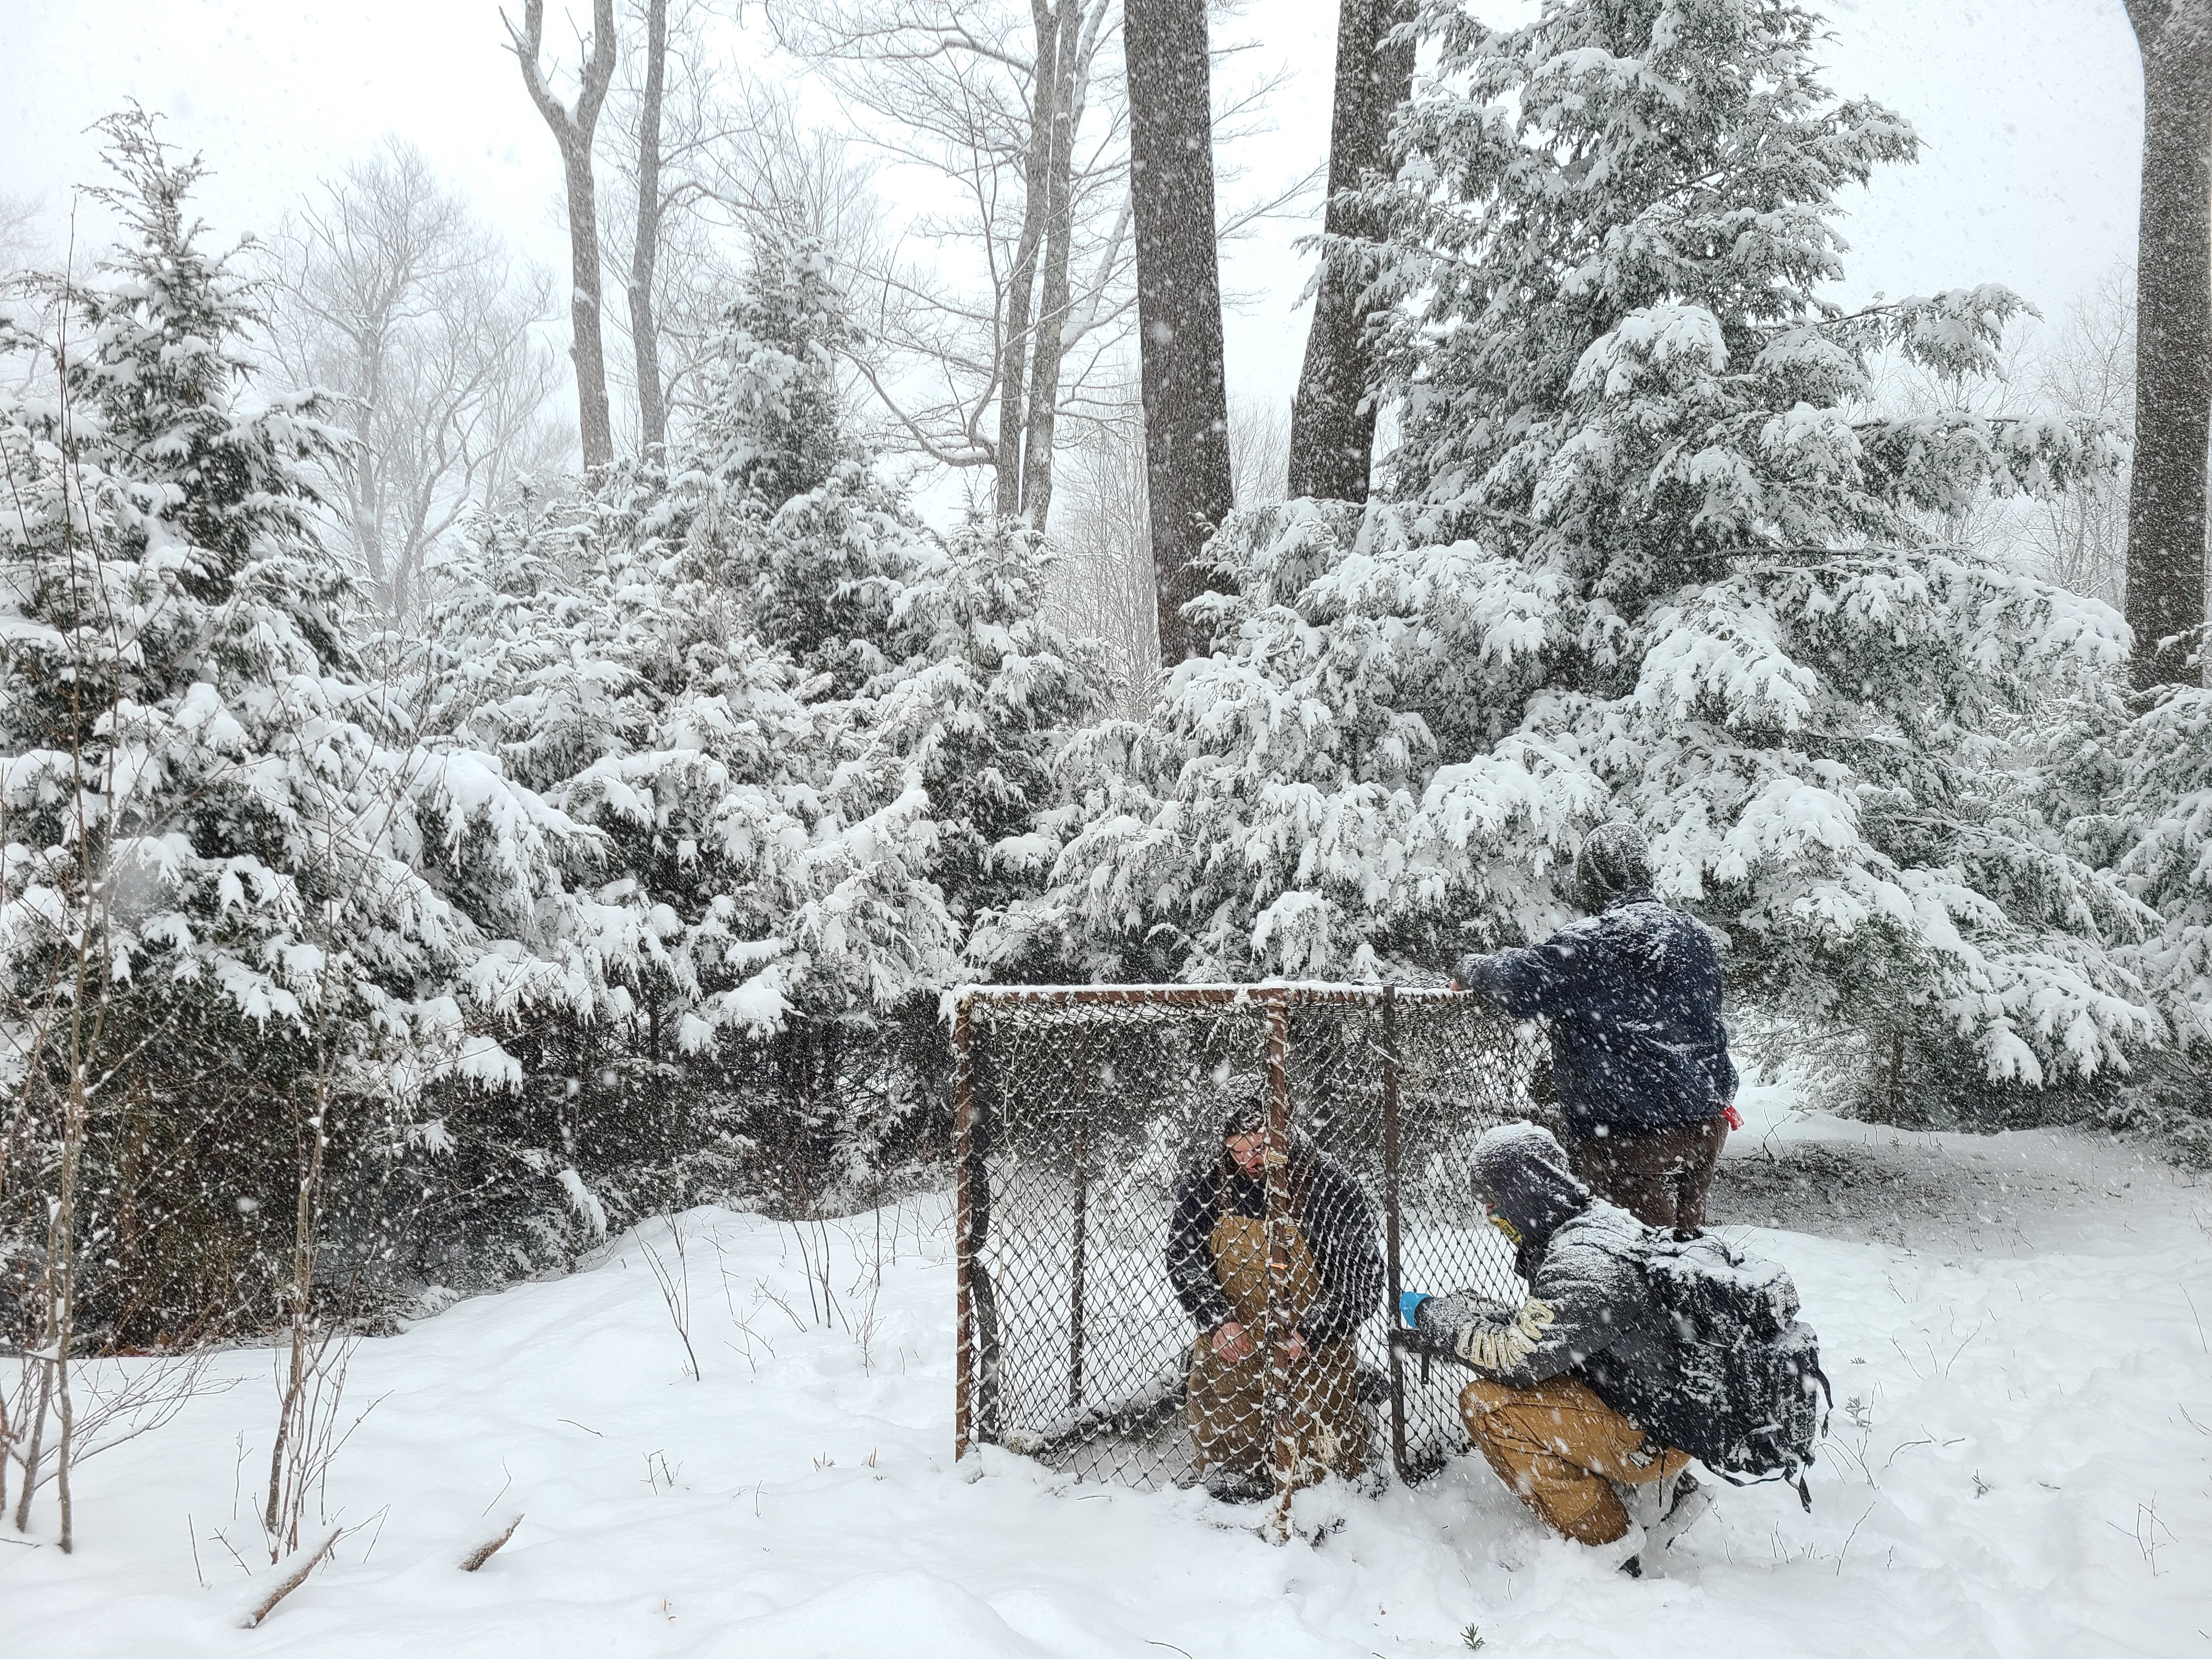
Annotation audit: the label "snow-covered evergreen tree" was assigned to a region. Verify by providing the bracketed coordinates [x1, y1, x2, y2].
[871, 515, 1113, 994]
[0, 114, 546, 1333]
[2097, 687, 2212, 1152]
[402, 241, 1109, 1209]
[1020, 0, 2155, 1106]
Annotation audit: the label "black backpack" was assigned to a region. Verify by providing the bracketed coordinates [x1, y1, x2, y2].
[1634, 1232, 1830, 1505]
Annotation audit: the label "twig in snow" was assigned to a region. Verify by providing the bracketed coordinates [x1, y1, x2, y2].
[359, 1503, 392, 1566]
[1882, 1434, 1936, 1471]
[639, 1228, 701, 1381]
[237, 1524, 340, 1628]
[211, 1525, 252, 1576]
[1939, 1322, 1985, 1376]
[2108, 1493, 2176, 1576]
[757, 1278, 809, 1335]
[459, 1510, 523, 1571]
[2183, 1287, 2208, 1356]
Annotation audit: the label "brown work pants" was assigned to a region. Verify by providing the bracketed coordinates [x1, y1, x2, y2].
[1571, 1113, 1728, 1232]
[1186, 1215, 1366, 1487]
[1459, 1374, 1689, 1545]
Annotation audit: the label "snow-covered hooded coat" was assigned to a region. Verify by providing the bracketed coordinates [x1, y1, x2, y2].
[1411, 1124, 1700, 1446]
[1165, 1090, 1383, 1345]
[1457, 891, 1736, 1137]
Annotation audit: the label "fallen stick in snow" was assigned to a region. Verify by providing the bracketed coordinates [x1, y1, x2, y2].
[235, 1525, 340, 1629]
[459, 1509, 524, 1571]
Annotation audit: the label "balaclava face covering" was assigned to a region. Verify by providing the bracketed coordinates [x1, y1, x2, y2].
[1472, 1121, 1593, 1268]
[1573, 821, 1654, 913]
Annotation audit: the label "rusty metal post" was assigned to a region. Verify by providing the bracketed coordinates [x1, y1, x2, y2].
[1262, 994, 1295, 1537]
[1381, 984, 1409, 1482]
[953, 991, 976, 1463]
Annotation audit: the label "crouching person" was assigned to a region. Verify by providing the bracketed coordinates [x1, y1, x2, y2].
[1166, 1085, 1384, 1499]
[1405, 1123, 1712, 1566]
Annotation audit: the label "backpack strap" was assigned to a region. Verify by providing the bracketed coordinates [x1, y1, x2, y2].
[1706, 1462, 1816, 1511]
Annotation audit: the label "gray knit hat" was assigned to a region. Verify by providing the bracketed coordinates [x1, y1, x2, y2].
[1573, 821, 1653, 912]
[1215, 1077, 1269, 1140]
[1472, 1121, 1591, 1248]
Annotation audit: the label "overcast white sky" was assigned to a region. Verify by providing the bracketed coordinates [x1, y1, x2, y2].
[1, 0, 2146, 426]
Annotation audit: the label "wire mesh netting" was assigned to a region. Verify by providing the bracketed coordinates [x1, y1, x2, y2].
[953, 985, 1548, 1498]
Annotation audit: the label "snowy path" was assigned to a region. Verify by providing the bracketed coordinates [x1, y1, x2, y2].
[8, 1099, 2212, 1657]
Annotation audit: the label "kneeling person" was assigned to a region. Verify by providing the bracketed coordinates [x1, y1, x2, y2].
[1165, 1086, 1383, 1496]
[1405, 1123, 1711, 1560]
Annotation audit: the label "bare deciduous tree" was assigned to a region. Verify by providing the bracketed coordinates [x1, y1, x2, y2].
[2028, 268, 2135, 608]
[1125, 0, 1234, 661]
[629, 0, 672, 450]
[771, 0, 1141, 518]
[507, 0, 622, 470]
[1228, 393, 1289, 509]
[1288, 0, 1411, 502]
[1049, 398, 1156, 709]
[771, 0, 1304, 535]
[1048, 383, 1286, 709]
[268, 140, 565, 619]
[0, 193, 43, 272]
[1018, 0, 1118, 526]
[2122, 0, 2212, 687]
[596, 23, 888, 442]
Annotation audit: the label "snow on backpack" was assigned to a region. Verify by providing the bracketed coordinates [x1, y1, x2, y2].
[1635, 1232, 1830, 1505]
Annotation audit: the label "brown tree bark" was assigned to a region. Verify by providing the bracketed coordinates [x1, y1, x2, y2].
[509, 0, 620, 470]
[2125, 0, 2212, 689]
[630, 0, 670, 452]
[1125, 0, 1236, 663]
[1288, 0, 1413, 503]
[994, 0, 1064, 518]
[1020, 0, 1108, 528]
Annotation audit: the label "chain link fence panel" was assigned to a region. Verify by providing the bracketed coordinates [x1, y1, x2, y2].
[952, 985, 1547, 1510]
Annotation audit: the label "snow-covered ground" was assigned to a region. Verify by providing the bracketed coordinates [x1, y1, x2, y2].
[9, 1084, 2211, 1657]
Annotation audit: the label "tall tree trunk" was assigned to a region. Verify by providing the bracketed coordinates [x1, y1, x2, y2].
[1288, 0, 1413, 503]
[510, 0, 619, 471]
[1020, 0, 1105, 528]
[1125, 0, 1235, 663]
[2125, 0, 2212, 689]
[995, 0, 1064, 519]
[630, 0, 669, 452]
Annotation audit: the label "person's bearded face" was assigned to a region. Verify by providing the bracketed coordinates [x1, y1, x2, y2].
[1226, 1132, 1266, 1178]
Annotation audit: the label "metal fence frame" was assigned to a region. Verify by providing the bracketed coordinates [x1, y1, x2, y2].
[952, 981, 1500, 1506]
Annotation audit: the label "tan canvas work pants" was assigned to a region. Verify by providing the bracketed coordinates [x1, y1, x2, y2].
[1458, 1374, 1689, 1545]
[1186, 1215, 1365, 1487]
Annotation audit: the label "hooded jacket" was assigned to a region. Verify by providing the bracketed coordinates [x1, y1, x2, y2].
[1413, 1124, 1693, 1435]
[1458, 893, 1735, 1137]
[1165, 1104, 1384, 1345]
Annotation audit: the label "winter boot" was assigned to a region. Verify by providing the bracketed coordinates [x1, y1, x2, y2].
[1581, 1520, 1646, 1577]
[1645, 1471, 1713, 1553]
[1202, 1467, 1273, 1505]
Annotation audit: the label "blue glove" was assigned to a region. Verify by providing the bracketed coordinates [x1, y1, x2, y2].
[1399, 1291, 1431, 1329]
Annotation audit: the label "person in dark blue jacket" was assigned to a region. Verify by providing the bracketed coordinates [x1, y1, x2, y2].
[1454, 823, 1739, 1231]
